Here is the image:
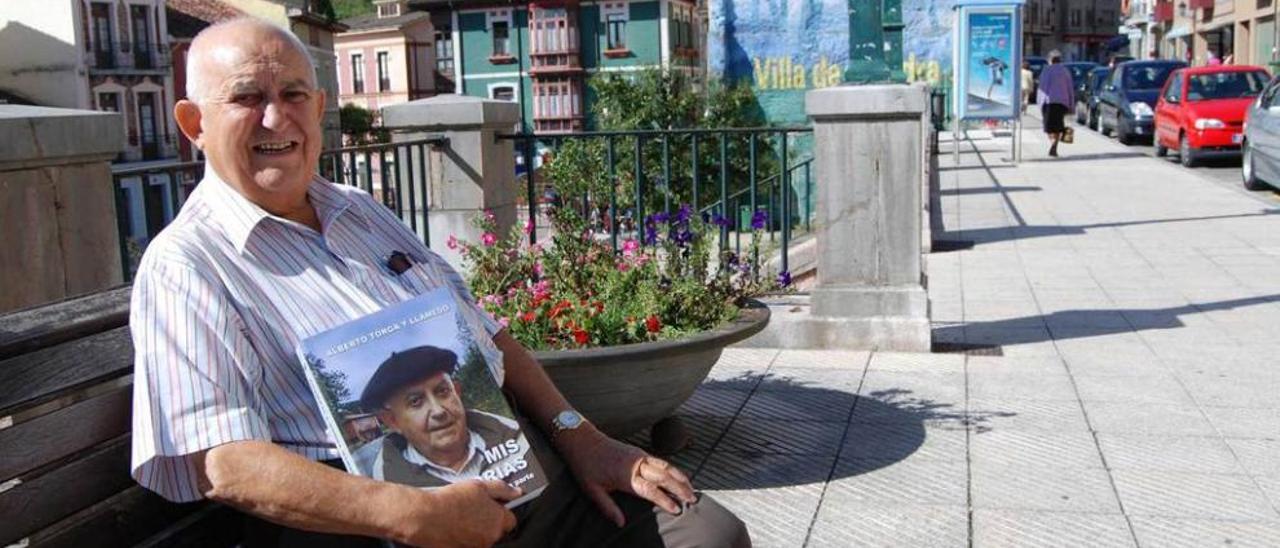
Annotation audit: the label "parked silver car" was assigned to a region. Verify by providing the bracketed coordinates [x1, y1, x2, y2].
[1242, 76, 1280, 190]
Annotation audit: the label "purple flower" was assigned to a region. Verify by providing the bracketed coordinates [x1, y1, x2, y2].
[751, 209, 769, 230]
[712, 214, 729, 227]
[644, 225, 659, 245]
[776, 271, 792, 287]
[726, 252, 740, 266]
[649, 212, 670, 224]
[672, 228, 694, 246]
[675, 204, 692, 224]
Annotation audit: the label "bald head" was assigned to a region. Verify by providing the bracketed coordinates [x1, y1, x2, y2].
[186, 17, 316, 103]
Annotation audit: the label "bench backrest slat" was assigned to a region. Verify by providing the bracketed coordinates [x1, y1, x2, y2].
[0, 327, 133, 415]
[0, 286, 131, 360]
[0, 385, 132, 482]
[0, 435, 134, 545]
[29, 486, 222, 548]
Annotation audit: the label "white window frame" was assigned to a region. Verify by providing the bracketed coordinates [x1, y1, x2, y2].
[488, 82, 517, 102]
[350, 52, 366, 94]
[487, 9, 513, 56]
[375, 48, 392, 92]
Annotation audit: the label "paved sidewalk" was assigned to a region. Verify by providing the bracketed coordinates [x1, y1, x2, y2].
[654, 121, 1280, 547]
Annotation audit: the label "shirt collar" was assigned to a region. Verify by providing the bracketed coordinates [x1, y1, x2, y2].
[402, 429, 487, 475]
[199, 165, 358, 254]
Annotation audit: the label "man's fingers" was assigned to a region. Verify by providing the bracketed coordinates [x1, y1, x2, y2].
[639, 458, 696, 504]
[585, 484, 626, 528]
[633, 477, 681, 515]
[480, 479, 523, 502]
[500, 507, 518, 534]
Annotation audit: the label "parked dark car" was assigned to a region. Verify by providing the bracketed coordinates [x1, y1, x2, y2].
[1096, 60, 1187, 144]
[1026, 56, 1048, 98]
[1076, 66, 1111, 126]
[1241, 75, 1280, 189]
[1065, 62, 1099, 90]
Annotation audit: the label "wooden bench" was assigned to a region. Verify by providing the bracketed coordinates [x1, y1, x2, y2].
[0, 287, 241, 547]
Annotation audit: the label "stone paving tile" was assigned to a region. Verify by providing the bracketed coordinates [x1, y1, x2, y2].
[714, 348, 779, 371]
[963, 326, 1061, 357]
[1110, 470, 1278, 521]
[1186, 378, 1280, 409]
[824, 458, 969, 506]
[738, 389, 856, 422]
[680, 385, 753, 417]
[1060, 354, 1170, 377]
[1071, 374, 1195, 406]
[716, 419, 845, 456]
[859, 370, 967, 404]
[966, 371, 1078, 401]
[866, 351, 966, 374]
[972, 510, 1136, 548]
[1225, 438, 1280, 477]
[1254, 476, 1280, 509]
[807, 502, 968, 548]
[1096, 433, 1245, 475]
[1198, 406, 1280, 439]
[842, 421, 967, 462]
[969, 429, 1104, 469]
[965, 356, 1070, 376]
[1129, 516, 1280, 548]
[695, 452, 835, 491]
[760, 367, 864, 393]
[706, 488, 822, 548]
[967, 398, 1091, 433]
[1082, 402, 1218, 436]
[850, 393, 969, 429]
[625, 416, 731, 456]
[771, 349, 871, 370]
[970, 464, 1121, 514]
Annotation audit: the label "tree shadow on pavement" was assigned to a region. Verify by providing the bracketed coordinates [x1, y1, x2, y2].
[932, 294, 1280, 347]
[627, 371, 1012, 491]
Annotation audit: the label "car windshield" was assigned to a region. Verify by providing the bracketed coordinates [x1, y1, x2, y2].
[1090, 69, 1111, 92]
[1067, 64, 1094, 85]
[1186, 71, 1269, 100]
[1124, 64, 1180, 90]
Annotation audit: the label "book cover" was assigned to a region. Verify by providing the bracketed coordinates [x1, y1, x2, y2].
[297, 288, 548, 507]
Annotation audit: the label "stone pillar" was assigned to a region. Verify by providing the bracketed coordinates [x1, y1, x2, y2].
[381, 95, 520, 270]
[0, 106, 125, 314]
[803, 84, 931, 351]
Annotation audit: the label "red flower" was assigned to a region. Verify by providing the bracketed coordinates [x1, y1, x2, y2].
[520, 311, 537, 322]
[645, 315, 661, 333]
[549, 300, 573, 318]
[573, 329, 589, 345]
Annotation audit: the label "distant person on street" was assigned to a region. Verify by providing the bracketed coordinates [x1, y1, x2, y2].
[1037, 51, 1074, 158]
[1021, 60, 1034, 113]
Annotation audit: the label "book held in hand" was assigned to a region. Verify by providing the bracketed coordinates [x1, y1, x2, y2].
[297, 288, 547, 507]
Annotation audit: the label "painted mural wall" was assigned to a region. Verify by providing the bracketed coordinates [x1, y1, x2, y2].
[708, 0, 958, 125]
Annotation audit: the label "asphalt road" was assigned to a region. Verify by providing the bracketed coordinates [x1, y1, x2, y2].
[1078, 121, 1280, 206]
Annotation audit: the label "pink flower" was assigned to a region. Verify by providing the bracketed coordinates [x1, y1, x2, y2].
[532, 279, 551, 299]
[622, 239, 640, 257]
[617, 261, 631, 272]
[446, 235, 458, 250]
[482, 232, 498, 246]
[499, 317, 511, 328]
[524, 219, 534, 234]
[534, 262, 545, 277]
[484, 210, 496, 222]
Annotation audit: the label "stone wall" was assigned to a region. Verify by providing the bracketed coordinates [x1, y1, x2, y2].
[0, 106, 125, 313]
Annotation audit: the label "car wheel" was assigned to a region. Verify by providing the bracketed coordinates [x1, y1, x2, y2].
[1117, 119, 1132, 145]
[1180, 133, 1197, 167]
[1243, 140, 1267, 190]
[1076, 106, 1086, 124]
[1155, 138, 1168, 157]
[1097, 110, 1110, 136]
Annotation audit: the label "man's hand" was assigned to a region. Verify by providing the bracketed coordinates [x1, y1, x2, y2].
[399, 479, 521, 548]
[557, 427, 697, 527]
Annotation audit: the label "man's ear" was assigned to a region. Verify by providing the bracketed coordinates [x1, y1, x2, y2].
[376, 409, 401, 433]
[174, 99, 204, 150]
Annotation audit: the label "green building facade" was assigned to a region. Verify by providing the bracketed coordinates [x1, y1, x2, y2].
[415, 0, 705, 133]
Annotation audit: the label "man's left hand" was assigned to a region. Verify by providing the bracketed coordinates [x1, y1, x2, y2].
[557, 427, 696, 527]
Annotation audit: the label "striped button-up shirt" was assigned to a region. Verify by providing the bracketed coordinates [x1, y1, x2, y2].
[130, 167, 502, 502]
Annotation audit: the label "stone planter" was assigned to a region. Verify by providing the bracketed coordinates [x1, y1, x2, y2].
[534, 300, 770, 440]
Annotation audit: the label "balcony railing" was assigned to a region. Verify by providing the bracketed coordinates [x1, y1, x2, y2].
[85, 41, 172, 71]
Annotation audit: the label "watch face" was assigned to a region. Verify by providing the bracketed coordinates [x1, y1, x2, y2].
[557, 410, 583, 429]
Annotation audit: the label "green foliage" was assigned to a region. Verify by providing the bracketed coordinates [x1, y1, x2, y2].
[307, 353, 359, 416]
[339, 103, 389, 145]
[331, 0, 374, 20]
[453, 344, 509, 416]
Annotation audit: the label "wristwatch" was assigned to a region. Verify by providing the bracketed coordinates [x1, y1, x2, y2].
[550, 409, 587, 441]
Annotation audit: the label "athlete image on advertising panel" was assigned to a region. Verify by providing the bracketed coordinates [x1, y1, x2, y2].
[357, 346, 532, 488]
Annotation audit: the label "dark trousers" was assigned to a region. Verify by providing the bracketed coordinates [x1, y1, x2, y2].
[243, 427, 748, 548]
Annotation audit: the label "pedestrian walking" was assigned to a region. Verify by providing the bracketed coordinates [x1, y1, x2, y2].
[1021, 60, 1034, 113]
[1037, 51, 1075, 158]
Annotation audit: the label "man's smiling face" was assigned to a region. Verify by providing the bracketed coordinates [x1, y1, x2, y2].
[183, 25, 325, 213]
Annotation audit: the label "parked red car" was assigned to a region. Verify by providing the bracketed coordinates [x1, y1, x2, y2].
[1154, 65, 1271, 167]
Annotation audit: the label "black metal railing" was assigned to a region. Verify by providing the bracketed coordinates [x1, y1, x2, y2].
[112, 138, 446, 280]
[499, 127, 814, 275]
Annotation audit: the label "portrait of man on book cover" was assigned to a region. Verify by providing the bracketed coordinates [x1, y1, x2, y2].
[354, 345, 535, 488]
